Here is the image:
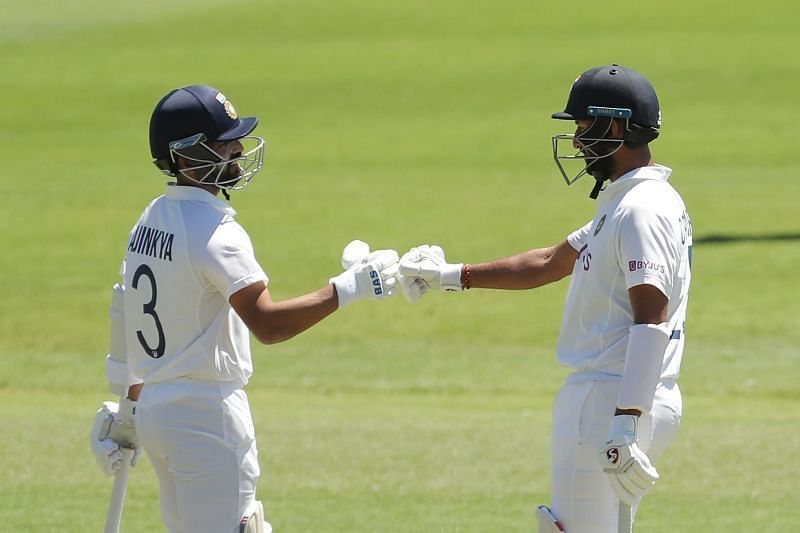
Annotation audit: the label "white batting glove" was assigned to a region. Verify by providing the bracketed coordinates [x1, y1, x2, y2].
[90, 399, 141, 477]
[598, 415, 659, 506]
[398, 245, 463, 299]
[330, 240, 399, 308]
[396, 270, 430, 303]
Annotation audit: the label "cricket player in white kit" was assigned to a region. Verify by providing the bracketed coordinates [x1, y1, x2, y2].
[397, 65, 692, 532]
[90, 85, 399, 532]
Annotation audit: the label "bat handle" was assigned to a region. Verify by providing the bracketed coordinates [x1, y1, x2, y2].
[104, 448, 134, 533]
[618, 502, 633, 533]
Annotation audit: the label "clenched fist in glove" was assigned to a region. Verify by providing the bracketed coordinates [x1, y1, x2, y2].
[598, 414, 659, 506]
[330, 240, 399, 308]
[397, 245, 463, 303]
[90, 398, 141, 477]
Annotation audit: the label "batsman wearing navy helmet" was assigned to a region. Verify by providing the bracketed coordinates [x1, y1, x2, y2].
[397, 65, 692, 532]
[90, 85, 400, 532]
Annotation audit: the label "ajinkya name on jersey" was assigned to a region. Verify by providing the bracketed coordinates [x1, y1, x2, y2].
[128, 224, 175, 261]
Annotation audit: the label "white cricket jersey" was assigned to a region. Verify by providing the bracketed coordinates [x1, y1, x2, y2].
[121, 185, 268, 385]
[557, 164, 692, 379]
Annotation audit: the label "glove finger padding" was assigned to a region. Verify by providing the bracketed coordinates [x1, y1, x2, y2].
[91, 402, 123, 477]
[397, 273, 429, 303]
[341, 239, 371, 269]
[399, 258, 440, 282]
[380, 261, 400, 293]
[365, 249, 400, 271]
[626, 455, 659, 489]
[398, 244, 462, 292]
[398, 247, 435, 279]
[429, 245, 446, 261]
[609, 474, 639, 506]
[600, 443, 658, 505]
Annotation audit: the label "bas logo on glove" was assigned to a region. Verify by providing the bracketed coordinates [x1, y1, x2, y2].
[330, 241, 399, 307]
[370, 270, 383, 295]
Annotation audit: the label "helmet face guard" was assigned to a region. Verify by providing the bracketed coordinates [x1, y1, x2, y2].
[552, 112, 626, 186]
[163, 133, 265, 191]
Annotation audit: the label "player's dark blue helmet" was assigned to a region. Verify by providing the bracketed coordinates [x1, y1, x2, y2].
[149, 85, 265, 192]
[551, 65, 661, 198]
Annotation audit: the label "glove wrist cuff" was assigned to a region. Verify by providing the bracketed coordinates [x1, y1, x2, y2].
[440, 263, 464, 291]
[330, 271, 357, 308]
[118, 397, 137, 424]
[610, 414, 638, 442]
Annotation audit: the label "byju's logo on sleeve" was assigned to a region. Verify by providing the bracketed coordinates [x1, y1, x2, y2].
[628, 260, 665, 274]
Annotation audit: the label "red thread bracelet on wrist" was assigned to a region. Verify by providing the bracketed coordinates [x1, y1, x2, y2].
[463, 264, 471, 289]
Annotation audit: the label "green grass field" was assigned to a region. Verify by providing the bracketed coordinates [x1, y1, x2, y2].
[1, 0, 799, 531]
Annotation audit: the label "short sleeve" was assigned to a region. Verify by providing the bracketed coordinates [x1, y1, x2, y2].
[567, 220, 593, 251]
[616, 205, 678, 297]
[198, 219, 268, 299]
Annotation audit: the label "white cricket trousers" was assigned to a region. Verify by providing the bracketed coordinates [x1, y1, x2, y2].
[137, 380, 261, 533]
[550, 377, 682, 533]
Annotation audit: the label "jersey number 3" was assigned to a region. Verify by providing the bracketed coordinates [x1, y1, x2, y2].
[132, 264, 166, 358]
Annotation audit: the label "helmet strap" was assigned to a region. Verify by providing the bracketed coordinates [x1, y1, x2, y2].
[589, 177, 604, 199]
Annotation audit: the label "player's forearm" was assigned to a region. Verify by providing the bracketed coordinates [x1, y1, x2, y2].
[470, 246, 572, 290]
[252, 285, 338, 344]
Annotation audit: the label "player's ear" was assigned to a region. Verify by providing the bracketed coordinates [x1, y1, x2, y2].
[174, 155, 189, 170]
[611, 119, 626, 139]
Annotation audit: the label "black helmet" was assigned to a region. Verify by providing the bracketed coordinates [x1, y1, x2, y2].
[552, 64, 661, 147]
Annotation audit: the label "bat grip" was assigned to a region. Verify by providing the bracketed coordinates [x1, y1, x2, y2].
[618, 501, 633, 533]
[104, 448, 134, 533]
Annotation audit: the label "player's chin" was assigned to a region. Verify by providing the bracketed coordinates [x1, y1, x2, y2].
[225, 164, 242, 181]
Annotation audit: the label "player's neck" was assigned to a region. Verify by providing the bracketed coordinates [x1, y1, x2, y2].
[609, 148, 653, 182]
[175, 177, 220, 197]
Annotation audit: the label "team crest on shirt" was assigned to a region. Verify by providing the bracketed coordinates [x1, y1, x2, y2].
[593, 215, 606, 236]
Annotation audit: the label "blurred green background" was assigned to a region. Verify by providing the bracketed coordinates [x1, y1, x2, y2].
[1, 0, 798, 531]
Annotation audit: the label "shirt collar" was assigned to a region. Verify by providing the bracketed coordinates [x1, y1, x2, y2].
[164, 183, 237, 216]
[604, 164, 672, 192]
